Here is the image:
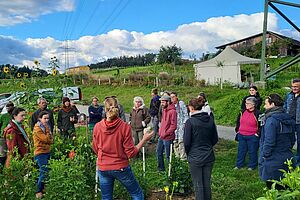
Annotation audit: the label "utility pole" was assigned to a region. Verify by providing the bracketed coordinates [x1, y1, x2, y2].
[260, 0, 269, 81]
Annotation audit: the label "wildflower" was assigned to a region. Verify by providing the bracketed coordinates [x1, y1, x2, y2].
[17, 72, 22, 78]
[34, 60, 39, 66]
[23, 72, 29, 78]
[3, 67, 9, 73]
[20, 82, 26, 88]
[164, 186, 169, 194]
[52, 68, 57, 76]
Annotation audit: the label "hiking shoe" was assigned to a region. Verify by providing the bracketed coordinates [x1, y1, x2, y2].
[233, 167, 240, 170]
[247, 168, 255, 171]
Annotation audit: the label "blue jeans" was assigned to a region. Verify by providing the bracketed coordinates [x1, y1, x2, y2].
[151, 116, 159, 142]
[98, 166, 144, 200]
[156, 138, 173, 171]
[34, 153, 50, 193]
[236, 134, 259, 169]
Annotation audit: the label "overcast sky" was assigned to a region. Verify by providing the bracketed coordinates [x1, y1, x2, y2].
[0, 0, 299, 71]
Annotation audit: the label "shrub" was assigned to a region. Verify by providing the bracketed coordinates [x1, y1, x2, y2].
[257, 160, 300, 200]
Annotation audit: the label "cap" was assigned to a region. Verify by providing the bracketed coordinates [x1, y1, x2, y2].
[160, 95, 171, 101]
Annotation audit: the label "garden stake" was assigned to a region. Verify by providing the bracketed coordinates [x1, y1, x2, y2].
[168, 144, 173, 177]
[95, 165, 99, 197]
[142, 146, 145, 177]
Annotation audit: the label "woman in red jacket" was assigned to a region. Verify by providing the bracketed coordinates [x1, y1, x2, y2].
[4, 107, 30, 167]
[93, 97, 153, 200]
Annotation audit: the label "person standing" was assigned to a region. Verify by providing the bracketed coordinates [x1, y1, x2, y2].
[103, 96, 126, 122]
[184, 97, 218, 200]
[57, 97, 78, 139]
[156, 95, 177, 171]
[93, 97, 153, 200]
[30, 97, 54, 133]
[149, 88, 160, 143]
[33, 111, 53, 198]
[259, 94, 296, 189]
[0, 102, 15, 167]
[88, 96, 103, 134]
[170, 92, 189, 160]
[198, 92, 213, 116]
[241, 86, 262, 110]
[234, 97, 261, 170]
[129, 96, 151, 145]
[4, 108, 30, 167]
[283, 78, 300, 162]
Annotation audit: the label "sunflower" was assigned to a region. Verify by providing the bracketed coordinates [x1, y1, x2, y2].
[52, 68, 57, 76]
[17, 72, 22, 78]
[3, 67, 9, 74]
[20, 82, 26, 88]
[23, 72, 29, 78]
[34, 60, 39, 65]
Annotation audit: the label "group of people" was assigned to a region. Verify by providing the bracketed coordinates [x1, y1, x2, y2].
[234, 78, 300, 190]
[0, 96, 79, 198]
[91, 89, 218, 200]
[0, 78, 298, 199]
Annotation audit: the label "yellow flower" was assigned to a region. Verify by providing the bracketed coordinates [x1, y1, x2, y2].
[52, 68, 57, 76]
[164, 186, 169, 194]
[23, 72, 29, 77]
[34, 60, 39, 65]
[3, 67, 9, 73]
[17, 72, 22, 78]
[20, 82, 26, 88]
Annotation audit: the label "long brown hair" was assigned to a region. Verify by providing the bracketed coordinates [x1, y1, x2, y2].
[104, 97, 119, 121]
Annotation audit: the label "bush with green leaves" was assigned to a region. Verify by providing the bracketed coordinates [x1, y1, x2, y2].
[44, 156, 92, 200]
[0, 154, 38, 200]
[257, 160, 300, 200]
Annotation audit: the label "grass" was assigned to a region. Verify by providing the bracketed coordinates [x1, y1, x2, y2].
[128, 138, 266, 200]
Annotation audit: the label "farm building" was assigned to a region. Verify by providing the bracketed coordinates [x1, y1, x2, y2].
[65, 65, 90, 75]
[215, 31, 300, 57]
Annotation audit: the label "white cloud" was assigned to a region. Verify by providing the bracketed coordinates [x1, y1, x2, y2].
[1, 12, 299, 69]
[0, 0, 74, 26]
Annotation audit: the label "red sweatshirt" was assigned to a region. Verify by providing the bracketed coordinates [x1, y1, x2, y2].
[159, 103, 177, 140]
[92, 118, 139, 171]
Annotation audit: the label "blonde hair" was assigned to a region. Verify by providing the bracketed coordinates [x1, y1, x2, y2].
[104, 97, 119, 121]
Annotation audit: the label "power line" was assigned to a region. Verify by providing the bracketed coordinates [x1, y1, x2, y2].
[93, 0, 123, 35]
[78, 0, 103, 36]
[101, 0, 132, 34]
[67, 0, 86, 39]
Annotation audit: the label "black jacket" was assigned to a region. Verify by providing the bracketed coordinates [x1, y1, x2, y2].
[30, 108, 54, 133]
[183, 112, 218, 165]
[57, 108, 78, 133]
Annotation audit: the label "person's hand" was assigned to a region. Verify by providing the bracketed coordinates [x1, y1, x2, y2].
[142, 131, 154, 141]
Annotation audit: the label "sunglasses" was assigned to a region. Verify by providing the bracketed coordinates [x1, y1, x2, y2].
[105, 95, 117, 99]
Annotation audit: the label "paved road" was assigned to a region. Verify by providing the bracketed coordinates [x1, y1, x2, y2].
[76, 104, 236, 141]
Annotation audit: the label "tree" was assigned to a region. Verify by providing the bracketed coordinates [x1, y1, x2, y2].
[157, 44, 183, 65]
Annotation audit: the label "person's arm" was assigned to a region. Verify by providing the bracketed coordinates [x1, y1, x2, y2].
[262, 119, 277, 158]
[235, 112, 241, 133]
[143, 107, 151, 125]
[211, 121, 219, 146]
[92, 124, 99, 154]
[166, 110, 177, 136]
[183, 119, 192, 154]
[5, 130, 17, 167]
[123, 125, 153, 158]
[283, 94, 289, 111]
[49, 111, 55, 133]
[30, 112, 37, 131]
[57, 110, 62, 131]
[181, 102, 189, 123]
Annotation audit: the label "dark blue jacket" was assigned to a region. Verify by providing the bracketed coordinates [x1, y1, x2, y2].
[88, 105, 103, 125]
[149, 95, 160, 117]
[284, 92, 300, 124]
[183, 112, 218, 166]
[259, 110, 296, 181]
